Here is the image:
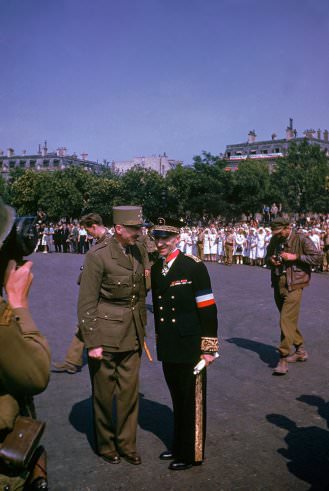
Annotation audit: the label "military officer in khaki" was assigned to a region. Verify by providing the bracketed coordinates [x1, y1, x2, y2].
[0, 199, 51, 490]
[78, 206, 147, 465]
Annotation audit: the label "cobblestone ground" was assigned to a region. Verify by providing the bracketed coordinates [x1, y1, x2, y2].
[29, 253, 329, 491]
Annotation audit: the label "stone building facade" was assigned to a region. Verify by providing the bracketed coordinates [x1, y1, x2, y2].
[224, 119, 329, 171]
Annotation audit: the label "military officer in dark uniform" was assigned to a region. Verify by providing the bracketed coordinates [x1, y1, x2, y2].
[78, 206, 147, 465]
[151, 218, 219, 470]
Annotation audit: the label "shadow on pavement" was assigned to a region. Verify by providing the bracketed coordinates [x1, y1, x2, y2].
[226, 337, 278, 367]
[68, 393, 173, 452]
[138, 393, 173, 449]
[297, 395, 329, 429]
[69, 397, 95, 450]
[266, 412, 329, 489]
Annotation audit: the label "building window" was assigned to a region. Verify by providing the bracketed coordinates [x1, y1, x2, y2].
[9, 161, 16, 168]
[53, 159, 60, 167]
[29, 160, 36, 168]
[275, 148, 280, 153]
[262, 149, 268, 154]
[43, 160, 49, 168]
[250, 150, 257, 155]
[20, 160, 26, 167]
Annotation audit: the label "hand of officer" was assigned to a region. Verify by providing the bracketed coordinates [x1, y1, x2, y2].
[280, 252, 297, 261]
[5, 260, 33, 309]
[201, 353, 217, 367]
[144, 269, 151, 278]
[88, 347, 103, 360]
[269, 255, 282, 267]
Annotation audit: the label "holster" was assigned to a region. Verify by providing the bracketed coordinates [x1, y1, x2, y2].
[0, 416, 45, 469]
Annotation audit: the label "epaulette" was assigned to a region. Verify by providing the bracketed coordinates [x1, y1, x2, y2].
[185, 254, 202, 263]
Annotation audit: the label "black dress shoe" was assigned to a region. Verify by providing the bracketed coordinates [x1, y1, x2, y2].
[29, 477, 48, 490]
[120, 452, 142, 465]
[159, 450, 174, 460]
[101, 452, 121, 464]
[169, 460, 193, 471]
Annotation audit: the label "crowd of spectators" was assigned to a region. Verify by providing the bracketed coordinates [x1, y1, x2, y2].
[34, 209, 329, 273]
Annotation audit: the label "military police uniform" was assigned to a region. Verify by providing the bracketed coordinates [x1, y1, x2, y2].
[151, 219, 219, 467]
[78, 206, 147, 461]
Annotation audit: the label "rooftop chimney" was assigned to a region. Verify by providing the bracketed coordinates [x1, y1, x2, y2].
[81, 153, 88, 161]
[271, 133, 277, 140]
[286, 127, 294, 140]
[7, 148, 14, 158]
[317, 129, 321, 140]
[323, 130, 328, 142]
[304, 129, 315, 139]
[41, 140, 48, 157]
[248, 130, 256, 144]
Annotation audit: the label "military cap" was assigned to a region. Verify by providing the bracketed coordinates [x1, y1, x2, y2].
[0, 197, 15, 250]
[270, 217, 290, 229]
[151, 217, 185, 238]
[113, 206, 143, 227]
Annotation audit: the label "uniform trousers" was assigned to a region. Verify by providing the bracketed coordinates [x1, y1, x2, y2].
[162, 362, 207, 463]
[88, 350, 141, 456]
[274, 275, 304, 357]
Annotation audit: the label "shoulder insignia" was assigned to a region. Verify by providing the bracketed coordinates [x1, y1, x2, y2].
[185, 254, 202, 263]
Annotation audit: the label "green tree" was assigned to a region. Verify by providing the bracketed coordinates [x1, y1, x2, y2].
[271, 141, 329, 212]
[118, 166, 165, 218]
[232, 160, 272, 215]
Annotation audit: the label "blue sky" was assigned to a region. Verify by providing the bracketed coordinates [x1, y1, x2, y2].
[1, 0, 328, 164]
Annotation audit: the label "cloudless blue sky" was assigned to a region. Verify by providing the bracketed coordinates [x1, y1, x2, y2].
[1, 0, 328, 164]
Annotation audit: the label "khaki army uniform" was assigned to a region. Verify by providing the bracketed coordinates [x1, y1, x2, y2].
[0, 298, 50, 490]
[60, 234, 149, 370]
[78, 235, 147, 457]
[266, 229, 322, 357]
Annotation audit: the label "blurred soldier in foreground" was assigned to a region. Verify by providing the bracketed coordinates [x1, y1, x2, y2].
[78, 206, 147, 465]
[266, 217, 322, 375]
[151, 218, 219, 470]
[0, 199, 51, 490]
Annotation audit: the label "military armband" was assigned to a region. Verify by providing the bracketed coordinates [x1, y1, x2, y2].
[195, 290, 216, 309]
[201, 336, 219, 353]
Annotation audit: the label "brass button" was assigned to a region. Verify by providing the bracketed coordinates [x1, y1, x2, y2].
[172, 308, 175, 311]
[160, 306, 163, 310]
[105, 315, 108, 319]
[133, 284, 136, 287]
[171, 295, 175, 299]
[172, 319, 176, 323]
[158, 295, 162, 299]
[132, 307, 135, 311]
[132, 295, 136, 298]
[160, 318, 164, 322]
[118, 281, 121, 285]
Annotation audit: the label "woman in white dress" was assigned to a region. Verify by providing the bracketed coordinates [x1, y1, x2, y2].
[209, 226, 218, 262]
[203, 228, 211, 261]
[256, 227, 266, 266]
[234, 229, 245, 265]
[248, 228, 257, 265]
[217, 229, 225, 263]
[184, 228, 193, 255]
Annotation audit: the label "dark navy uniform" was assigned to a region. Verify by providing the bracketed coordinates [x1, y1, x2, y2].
[151, 250, 218, 464]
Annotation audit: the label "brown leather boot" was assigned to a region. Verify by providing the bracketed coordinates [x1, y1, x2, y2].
[273, 357, 288, 375]
[286, 346, 308, 363]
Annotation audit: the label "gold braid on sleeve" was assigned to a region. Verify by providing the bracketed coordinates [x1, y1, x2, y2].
[201, 337, 219, 353]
